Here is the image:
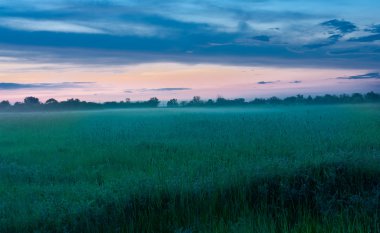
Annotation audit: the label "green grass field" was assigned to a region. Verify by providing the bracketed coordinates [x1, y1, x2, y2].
[1, 105, 380, 232]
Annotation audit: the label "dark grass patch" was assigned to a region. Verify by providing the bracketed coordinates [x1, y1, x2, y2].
[15, 161, 380, 233]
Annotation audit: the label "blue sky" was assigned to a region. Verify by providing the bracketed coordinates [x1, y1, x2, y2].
[0, 0, 379, 67]
[0, 0, 379, 101]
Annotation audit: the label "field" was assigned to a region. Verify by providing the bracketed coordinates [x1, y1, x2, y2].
[1, 105, 380, 232]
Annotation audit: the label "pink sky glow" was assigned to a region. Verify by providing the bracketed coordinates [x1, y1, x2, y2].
[0, 62, 377, 103]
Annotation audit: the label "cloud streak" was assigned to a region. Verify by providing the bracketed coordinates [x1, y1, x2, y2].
[148, 88, 192, 91]
[0, 82, 94, 90]
[349, 34, 380, 42]
[337, 72, 380, 80]
[257, 81, 275, 85]
[125, 88, 192, 93]
[0, 17, 105, 34]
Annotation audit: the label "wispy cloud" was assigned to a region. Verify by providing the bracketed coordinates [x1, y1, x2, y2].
[0, 82, 94, 90]
[0, 17, 105, 34]
[304, 34, 342, 49]
[257, 81, 275, 85]
[365, 24, 380, 33]
[125, 88, 192, 93]
[337, 72, 380, 80]
[0, 17, 170, 37]
[349, 34, 380, 42]
[148, 88, 192, 91]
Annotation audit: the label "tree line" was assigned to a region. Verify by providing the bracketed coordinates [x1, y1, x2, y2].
[171, 92, 380, 107]
[0, 92, 380, 111]
[0, 97, 160, 111]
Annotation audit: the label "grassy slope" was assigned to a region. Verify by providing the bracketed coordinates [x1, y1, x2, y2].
[0, 105, 379, 232]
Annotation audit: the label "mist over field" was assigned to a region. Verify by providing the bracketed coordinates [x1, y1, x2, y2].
[1, 105, 380, 232]
[1, 0, 380, 232]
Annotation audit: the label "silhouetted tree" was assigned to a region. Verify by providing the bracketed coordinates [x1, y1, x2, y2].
[249, 98, 266, 105]
[216, 97, 227, 106]
[146, 97, 160, 107]
[232, 98, 246, 105]
[167, 99, 179, 107]
[283, 96, 297, 104]
[314, 95, 324, 104]
[180, 101, 188, 107]
[205, 99, 215, 106]
[66, 98, 80, 103]
[45, 98, 58, 105]
[268, 96, 281, 104]
[351, 93, 364, 103]
[0, 100, 10, 109]
[296, 94, 305, 102]
[305, 96, 313, 104]
[339, 94, 351, 103]
[323, 94, 339, 104]
[188, 96, 203, 106]
[103, 101, 119, 108]
[24, 96, 40, 105]
[365, 92, 380, 102]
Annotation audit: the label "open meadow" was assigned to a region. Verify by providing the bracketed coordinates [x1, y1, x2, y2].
[1, 104, 380, 233]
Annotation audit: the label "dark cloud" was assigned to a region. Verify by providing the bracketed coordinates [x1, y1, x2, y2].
[365, 24, 380, 33]
[327, 46, 380, 56]
[252, 35, 270, 42]
[0, 82, 94, 90]
[290, 80, 302, 84]
[321, 19, 357, 34]
[2, 41, 380, 70]
[349, 34, 380, 42]
[337, 72, 380, 80]
[257, 81, 274, 84]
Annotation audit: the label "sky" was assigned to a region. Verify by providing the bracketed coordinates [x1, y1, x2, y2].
[0, 0, 380, 102]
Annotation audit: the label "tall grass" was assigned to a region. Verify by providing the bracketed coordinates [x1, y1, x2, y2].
[0, 105, 379, 232]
